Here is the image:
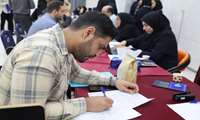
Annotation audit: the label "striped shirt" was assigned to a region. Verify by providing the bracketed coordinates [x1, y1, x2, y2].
[0, 24, 116, 120]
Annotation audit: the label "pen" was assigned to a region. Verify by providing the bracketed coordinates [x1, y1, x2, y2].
[101, 86, 106, 97]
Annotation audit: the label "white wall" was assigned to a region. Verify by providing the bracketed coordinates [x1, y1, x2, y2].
[86, 0, 99, 8]
[162, 0, 200, 71]
[115, 0, 136, 13]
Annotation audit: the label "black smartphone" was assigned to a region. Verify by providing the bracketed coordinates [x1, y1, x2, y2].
[152, 80, 187, 92]
[152, 80, 170, 88]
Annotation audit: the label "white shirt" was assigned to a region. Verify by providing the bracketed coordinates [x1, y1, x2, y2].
[110, 14, 117, 26]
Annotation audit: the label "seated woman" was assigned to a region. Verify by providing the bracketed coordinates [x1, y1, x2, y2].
[120, 10, 178, 70]
[130, 0, 162, 16]
[115, 13, 140, 42]
[134, 7, 152, 35]
[96, 0, 118, 14]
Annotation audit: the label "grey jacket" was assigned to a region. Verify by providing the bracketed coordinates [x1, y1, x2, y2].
[10, 0, 35, 15]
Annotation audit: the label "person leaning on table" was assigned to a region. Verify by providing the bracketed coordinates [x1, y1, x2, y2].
[0, 11, 139, 120]
[119, 10, 178, 70]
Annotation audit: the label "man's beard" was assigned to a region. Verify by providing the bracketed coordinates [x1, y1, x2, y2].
[55, 17, 63, 22]
[72, 40, 94, 62]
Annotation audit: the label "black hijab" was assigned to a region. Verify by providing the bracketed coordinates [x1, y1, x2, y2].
[117, 13, 134, 30]
[96, 0, 118, 14]
[115, 13, 140, 41]
[135, 7, 152, 22]
[141, 10, 170, 33]
[130, 0, 163, 16]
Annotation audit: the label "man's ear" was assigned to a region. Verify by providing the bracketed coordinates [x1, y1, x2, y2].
[82, 26, 96, 42]
[52, 9, 58, 16]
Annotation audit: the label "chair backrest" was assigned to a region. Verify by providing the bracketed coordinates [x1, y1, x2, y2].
[168, 49, 190, 73]
[0, 104, 45, 120]
[0, 30, 16, 55]
[177, 49, 190, 65]
[194, 66, 200, 86]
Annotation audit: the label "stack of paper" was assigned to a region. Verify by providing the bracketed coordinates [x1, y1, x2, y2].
[167, 102, 200, 120]
[73, 90, 153, 120]
[108, 48, 142, 60]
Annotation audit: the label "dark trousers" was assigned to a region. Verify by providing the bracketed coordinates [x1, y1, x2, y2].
[1, 11, 14, 32]
[13, 13, 32, 43]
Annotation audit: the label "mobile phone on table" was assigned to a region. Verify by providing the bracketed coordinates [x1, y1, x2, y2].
[152, 80, 187, 92]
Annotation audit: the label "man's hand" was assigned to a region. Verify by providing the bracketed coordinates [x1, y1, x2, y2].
[85, 96, 113, 112]
[115, 80, 139, 94]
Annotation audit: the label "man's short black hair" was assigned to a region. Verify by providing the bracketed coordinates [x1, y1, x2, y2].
[47, 1, 64, 13]
[107, 7, 114, 14]
[70, 11, 118, 39]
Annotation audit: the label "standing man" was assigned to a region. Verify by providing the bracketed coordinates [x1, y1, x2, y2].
[1, 1, 14, 34]
[10, 0, 35, 42]
[0, 12, 139, 120]
[28, 1, 66, 36]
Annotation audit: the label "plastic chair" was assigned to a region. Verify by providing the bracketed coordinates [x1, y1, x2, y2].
[0, 104, 45, 120]
[0, 30, 16, 55]
[194, 66, 200, 86]
[168, 49, 191, 73]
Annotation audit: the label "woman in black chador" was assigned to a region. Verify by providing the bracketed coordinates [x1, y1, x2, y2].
[130, 0, 163, 16]
[115, 13, 140, 42]
[121, 11, 178, 70]
[96, 0, 118, 14]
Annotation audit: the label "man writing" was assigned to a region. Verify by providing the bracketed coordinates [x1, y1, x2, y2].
[0, 12, 139, 120]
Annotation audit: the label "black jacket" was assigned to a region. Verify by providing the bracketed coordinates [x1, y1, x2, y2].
[115, 13, 140, 42]
[126, 11, 178, 69]
[31, 0, 47, 21]
[130, 0, 163, 16]
[134, 7, 152, 35]
[96, 0, 118, 14]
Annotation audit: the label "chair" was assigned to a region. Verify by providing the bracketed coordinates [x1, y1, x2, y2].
[0, 30, 16, 55]
[194, 66, 200, 86]
[0, 104, 45, 120]
[168, 49, 191, 73]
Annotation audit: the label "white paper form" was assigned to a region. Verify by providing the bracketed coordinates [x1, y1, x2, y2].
[118, 48, 141, 59]
[167, 102, 200, 120]
[108, 48, 142, 60]
[73, 108, 141, 120]
[73, 90, 153, 120]
[89, 90, 152, 109]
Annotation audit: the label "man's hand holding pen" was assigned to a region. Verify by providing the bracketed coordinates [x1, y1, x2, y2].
[86, 80, 139, 112]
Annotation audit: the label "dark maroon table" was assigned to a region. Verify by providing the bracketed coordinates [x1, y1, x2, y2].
[79, 52, 170, 77]
[75, 76, 200, 120]
[76, 52, 200, 120]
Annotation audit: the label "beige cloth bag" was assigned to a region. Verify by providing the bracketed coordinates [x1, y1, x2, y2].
[117, 53, 137, 83]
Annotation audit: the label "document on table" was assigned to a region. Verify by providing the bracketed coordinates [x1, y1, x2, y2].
[167, 102, 200, 120]
[108, 47, 142, 60]
[73, 90, 153, 120]
[73, 107, 141, 120]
